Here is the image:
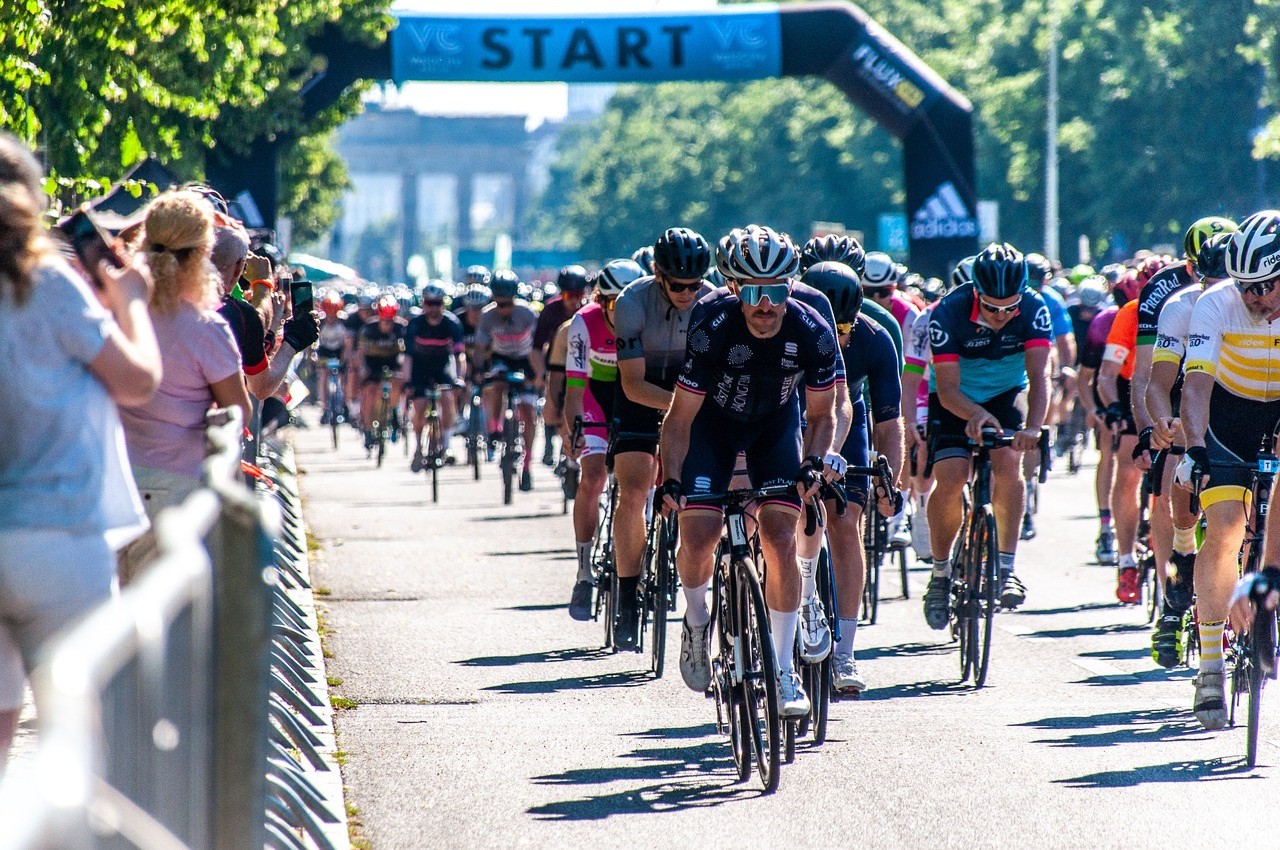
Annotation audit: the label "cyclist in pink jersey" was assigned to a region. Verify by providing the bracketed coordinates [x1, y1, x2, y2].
[564, 260, 643, 620]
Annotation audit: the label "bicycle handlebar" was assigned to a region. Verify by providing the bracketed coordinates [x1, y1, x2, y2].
[682, 484, 822, 538]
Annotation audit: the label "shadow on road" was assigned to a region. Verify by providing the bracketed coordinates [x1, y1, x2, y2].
[500, 602, 567, 612]
[458, 647, 614, 667]
[860, 677, 972, 701]
[855, 642, 953, 662]
[1078, 647, 1155, 661]
[470, 513, 559, 522]
[528, 733, 762, 818]
[485, 548, 573, 558]
[1017, 706, 1207, 747]
[1026, 623, 1148, 640]
[1010, 602, 1120, 617]
[484, 669, 652, 695]
[1055, 757, 1257, 788]
[1078, 667, 1195, 687]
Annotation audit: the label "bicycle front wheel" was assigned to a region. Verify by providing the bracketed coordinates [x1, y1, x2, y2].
[863, 520, 883, 625]
[973, 509, 999, 688]
[736, 559, 780, 792]
[649, 517, 673, 678]
[501, 411, 517, 504]
[1248, 613, 1277, 766]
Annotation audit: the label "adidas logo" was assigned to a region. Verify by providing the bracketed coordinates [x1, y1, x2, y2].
[911, 181, 977, 240]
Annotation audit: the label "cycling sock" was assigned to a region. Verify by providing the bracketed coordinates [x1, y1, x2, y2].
[769, 608, 799, 676]
[836, 617, 858, 657]
[1198, 619, 1226, 672]
[799, 556, 818, 600]
[575, 542, 592, 583]
[932, 556, 951, 578]
[999, 552, 1015, 574]
[1172, 524, 1197, 555]
[618, 575, 639, 610]
[1118, 552, 1136, 569]
[1099, 509, 1113, 527]
[684, 581, 711, 628]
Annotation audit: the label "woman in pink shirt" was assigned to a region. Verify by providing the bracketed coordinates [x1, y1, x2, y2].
[119, 190, 251, 572]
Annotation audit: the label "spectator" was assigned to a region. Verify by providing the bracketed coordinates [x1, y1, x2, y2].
[0, 132, 161, 761]
[116, 190, 252, 579]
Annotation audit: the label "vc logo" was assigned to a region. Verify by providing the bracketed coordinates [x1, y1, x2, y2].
[710, 19, 768, 50]
[408, 24, 463, 55]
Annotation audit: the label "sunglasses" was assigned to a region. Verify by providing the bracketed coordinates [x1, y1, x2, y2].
[424, 300, 444, 307]
[661, 276, 703, 294]
[738, 283, 790, 306]
[494, 299, 514, 307]
[978, 297, 1020, 316]
[864, 286, 893, 297]
[1236, 277, 1280, 297]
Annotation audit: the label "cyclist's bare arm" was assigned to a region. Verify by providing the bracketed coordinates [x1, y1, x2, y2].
[832, 381, 853, 447]
[901, 367, 924, 447]
[659, 386, 705, 489]
[1130, 344, 1156, 430]
[562, 381, 586, 458]
[873, 418, 906, 486]
[1146, 360, 1180, 448]
[1023, 345, 1051, 433]
[619, 357, 674, 411]
[1096, 358, 1121, 407]
[802, 385, 836, 461]
[1179, 370, 1213, 448]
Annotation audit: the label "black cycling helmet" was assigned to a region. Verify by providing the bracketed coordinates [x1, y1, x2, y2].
[556, 264, 589, 292]
[801, 233, 866, 277]
[972, 242, 1028, 299]
[631, 245, 655, 274]
[464, 265, 492, 286]
[1024, 252, 1052, 283]
[653, 227, 711, 279]
[491, 269, 520, 299]
[1197, 232, 1231, 280]
[800, 261, 862, 325]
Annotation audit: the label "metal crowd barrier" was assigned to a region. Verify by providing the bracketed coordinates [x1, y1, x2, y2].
[0, 408, 345, 849]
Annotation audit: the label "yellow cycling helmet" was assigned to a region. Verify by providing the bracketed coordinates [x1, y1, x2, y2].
[1184, 216, 1237, 264]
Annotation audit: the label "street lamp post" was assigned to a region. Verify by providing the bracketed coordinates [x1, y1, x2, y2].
[1045, 0, 1060, 263]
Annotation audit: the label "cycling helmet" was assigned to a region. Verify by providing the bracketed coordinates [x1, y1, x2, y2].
[800, 234, 866, 277]
[800, 261, 862, 325]
[1075, 276, 1109, 310]
[1135, 256, 1167, 288]
[951, 255, 976, 289]
[1024, 252, 1053, 282]
[920, 277, 947, 304]
[556, 264, 589, 293]
[862, 252, 897, 288]
[420, 282, 446, 303]
[320, 292, 343, 316]
[595, 259, 646, 296]
[653, 227, 712, 279]
[1113, 271, 1142, 305]
[459, 284, 491, 309]
[971, 242, 1028, 299]
[706, 267, 726, 289]
[464, 265, 492, 286]
[631, 245, 655, 275]
[1184, 216, 1237, 264]
[718, 224, 800, 280]
[376, 295, 398, 321]
[1196, 232, 1231, 280]
[715, 230, 741, 280]
[1099, 263, 1125, 285]
[1068, 264, 1095, 285]
[1227, 210, 1280, 284]
[491, 269, 520, 299]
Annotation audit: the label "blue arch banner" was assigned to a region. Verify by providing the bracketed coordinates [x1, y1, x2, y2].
[391, 7, 783, 83]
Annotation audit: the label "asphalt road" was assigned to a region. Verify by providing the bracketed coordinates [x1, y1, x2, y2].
[296, 415, 1279, 848]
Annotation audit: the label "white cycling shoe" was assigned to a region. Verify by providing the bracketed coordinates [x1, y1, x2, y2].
[777, 671, 811, 718]
[800, 596, 832, 662]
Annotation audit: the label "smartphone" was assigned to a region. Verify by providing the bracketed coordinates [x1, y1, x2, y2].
[57, 209, 124, 278]
[290, 277, 313, 316]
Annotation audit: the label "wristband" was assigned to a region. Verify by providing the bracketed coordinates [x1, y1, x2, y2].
[251, 278, 275, 291]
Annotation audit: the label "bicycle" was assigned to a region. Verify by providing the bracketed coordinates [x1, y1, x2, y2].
[463, 381, 485, 482]
[368, 367, 396, 468]
[590, 472, 620, 651]
[929, 426, 1049, 688]
[640, 504, 678, 678]
[1057, 402, 1088, 475]
[484, 367, 530, 505]
[322, 357, 346, 450]
[419, 385, 452, 503]
[685, 484, 820, 793]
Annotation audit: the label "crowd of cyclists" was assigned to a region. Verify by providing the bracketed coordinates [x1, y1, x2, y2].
[307, 211, 1280, 777]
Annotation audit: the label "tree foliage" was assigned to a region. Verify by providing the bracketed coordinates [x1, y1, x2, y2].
[535, 0, 1280, 261]
[0, 0, 389, 222]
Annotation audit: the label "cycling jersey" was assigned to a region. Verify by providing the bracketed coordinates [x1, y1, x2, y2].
[1102, 300, 1138, 381]
[476, 301, 538, 359]
[903, 301, 937, 427]
[1152, 286, 1203, 366]
[693, 282, 845, 380]
[881, 291, 922, 335]
[316, 318, 349, 359]
[927, 283, 1053, 403]
[1033, 285, 1073, 341]
[358, 318, 406, 379]
[1136, 264, 1196, 346]
[454, 308, 480, 347]
[678, 297, 839, 423]
[861, 297, 904, 368]
[844, 317, 902, 424]
[1079, 307, 1118, 371]
[566, 302, 617, 453]
[534, 295, 578, 352]
[1067, 302, 1107, 359]
[1186, 280, 1280, 402]
[613, 275, 714, 388]
[405, 311, 463, 386]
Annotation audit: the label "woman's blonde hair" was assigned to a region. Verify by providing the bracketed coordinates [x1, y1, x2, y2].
[143, 189, 218, 314]
[0, 133, 51, 307]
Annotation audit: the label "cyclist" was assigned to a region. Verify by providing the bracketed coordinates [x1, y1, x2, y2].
[661, 224, 839, 717]
[316, 292, 351, 424]
[405, 282, 465, 471]
[534, 265, 590, 465]
[1148, 233, 1233, 665]
[1177, 210, 1280, 729]
[631, 245, 655, 275]
[476, 269, 540, 492]
[563, 260, 645, 621]
[922, 243, 1053, 628]
[356, 294, 407, 449]
[455, 282, 492, 375]
[799, 235, 905, 363]
[803, 261, 903, 692]
[611, 228, 714, 649]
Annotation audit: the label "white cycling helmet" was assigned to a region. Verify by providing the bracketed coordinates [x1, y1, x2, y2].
[951, 255, 976, 289]
[458, 284, 491, 309]
[862, 252, 898, 287]
[1226, 210, 1280, 284]
[1076, 276, 1109, 310]
[420, 282, 447, 303]
[718, 224, 799, 281]
[596, 258, 646, 296]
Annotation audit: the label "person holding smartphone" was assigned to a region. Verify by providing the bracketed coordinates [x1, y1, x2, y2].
[0, 133, 162, 761]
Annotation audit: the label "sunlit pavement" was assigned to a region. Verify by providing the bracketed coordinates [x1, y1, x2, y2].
[297, 414, 1278, 848]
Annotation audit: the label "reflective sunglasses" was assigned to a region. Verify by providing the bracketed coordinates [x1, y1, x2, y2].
[978, 296, 1020, 316]
[738, 283, 790, 306]
[1236, 277, 1280, 297]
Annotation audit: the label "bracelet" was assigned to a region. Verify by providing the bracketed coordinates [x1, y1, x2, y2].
[251, 278, 275, 291]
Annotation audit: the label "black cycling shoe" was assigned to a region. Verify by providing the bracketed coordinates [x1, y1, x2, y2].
[1020, 512, 1036, 541]
[614, 602, 640, 650]
[519, 468, 534, 492]
[569, 580, 594, 622]
[1151, 614, 1182, 668]
[923, 575, 951, 630]
[1165, 551, 1196, 613]
[1000, 570, 1027, 609]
